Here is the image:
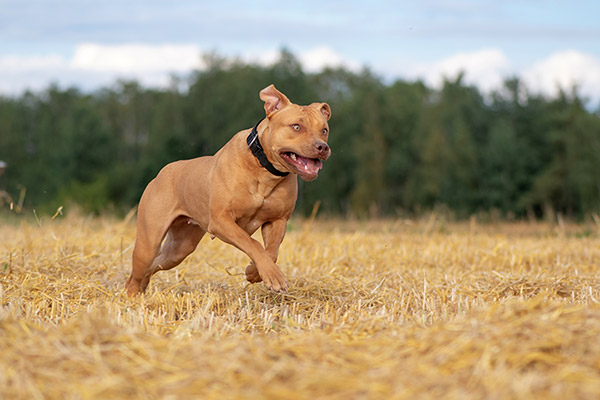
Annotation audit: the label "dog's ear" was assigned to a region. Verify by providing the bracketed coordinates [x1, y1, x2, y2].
[311, 102, 331, 120]
[319, 103, 331, 120]
[260, 84, 291, 117]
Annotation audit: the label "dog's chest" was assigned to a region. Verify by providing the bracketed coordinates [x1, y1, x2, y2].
[236, 181, 294, 233]
[249, 185, 290, 218]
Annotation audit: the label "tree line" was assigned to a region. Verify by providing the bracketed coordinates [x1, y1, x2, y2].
[0, 50, 599, 219]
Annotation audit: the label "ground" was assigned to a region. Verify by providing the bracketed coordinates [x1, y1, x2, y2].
[1, 213, 599, 399]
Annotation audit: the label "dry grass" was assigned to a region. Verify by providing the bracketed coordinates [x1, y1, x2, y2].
[1, 213, 599, 399]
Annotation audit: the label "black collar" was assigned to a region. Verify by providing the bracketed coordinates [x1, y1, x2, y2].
[246, 118, 289, 177]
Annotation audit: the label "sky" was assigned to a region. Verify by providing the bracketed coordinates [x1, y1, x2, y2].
[1, 0, 599, 106]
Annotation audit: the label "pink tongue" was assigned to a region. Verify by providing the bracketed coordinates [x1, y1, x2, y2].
[297, 155, 322, 173]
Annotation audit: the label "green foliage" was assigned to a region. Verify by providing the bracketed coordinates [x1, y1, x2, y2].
[1, 50, 599, 219]
[55, 177, 111, 215]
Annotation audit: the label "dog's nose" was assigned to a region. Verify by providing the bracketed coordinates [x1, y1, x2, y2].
[314, 141, 330, 154]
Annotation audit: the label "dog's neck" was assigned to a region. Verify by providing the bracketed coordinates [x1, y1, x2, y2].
[246, 118, 289, 177]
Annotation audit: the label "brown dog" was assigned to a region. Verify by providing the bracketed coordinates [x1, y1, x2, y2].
[126, 84, 331, 295]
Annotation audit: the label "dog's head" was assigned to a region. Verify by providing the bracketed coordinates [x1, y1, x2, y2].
[258, 84, 331, 181]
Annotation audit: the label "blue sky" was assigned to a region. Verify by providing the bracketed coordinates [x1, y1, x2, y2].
[1, 0, 599, 104]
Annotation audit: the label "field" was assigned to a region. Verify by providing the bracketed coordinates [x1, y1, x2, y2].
[1, 213, 600, 399]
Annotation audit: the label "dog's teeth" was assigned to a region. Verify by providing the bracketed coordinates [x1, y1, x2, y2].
[290, 153, 297, 161]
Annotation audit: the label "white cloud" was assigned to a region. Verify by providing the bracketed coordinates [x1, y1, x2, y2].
[1, 44, 600, 107]
[250, 49, 280, 67]
[389, 48, 600, 105]
[0, 54, 67, 71]
[404, 48, 511, 93]
[1, 44, 362, 95]
[0, 54, 69, 94]
[241, 46, 361, 73]
[70, 43, 203, 73]
[521, 50, 600, 102]
[0, 44, 204, 94]
[298, 46, 361, 73]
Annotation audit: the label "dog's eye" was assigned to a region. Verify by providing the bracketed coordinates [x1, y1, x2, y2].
[291, 124, 301, 131]
[322, 128, 328, 135]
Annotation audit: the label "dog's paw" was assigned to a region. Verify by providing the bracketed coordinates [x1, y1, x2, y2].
[245, 262, 263, 283]
[261, 267, 288, 293]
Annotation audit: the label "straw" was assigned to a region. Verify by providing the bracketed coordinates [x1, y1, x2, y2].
[0, 213, 599, 399]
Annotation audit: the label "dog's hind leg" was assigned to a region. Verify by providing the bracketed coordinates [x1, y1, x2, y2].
[126, 215, 166, 296]
[150, 217, 205, 273]
[127, 216, 204, 296]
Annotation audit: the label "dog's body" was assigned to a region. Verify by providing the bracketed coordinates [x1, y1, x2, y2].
[126, 85, 331, 295]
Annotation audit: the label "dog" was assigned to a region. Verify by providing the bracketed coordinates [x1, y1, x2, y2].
[126, 84, 331, 295]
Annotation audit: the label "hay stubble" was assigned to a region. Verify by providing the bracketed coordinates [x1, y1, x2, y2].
[1, 215, 599, 399]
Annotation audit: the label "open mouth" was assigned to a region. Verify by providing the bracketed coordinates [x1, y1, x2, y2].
[280, 151, 323, 180]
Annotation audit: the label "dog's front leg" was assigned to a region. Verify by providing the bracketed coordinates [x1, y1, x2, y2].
[245, 219, 288, 284]
[261, 219, 288, 261]
[208, 214, 288, 292]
